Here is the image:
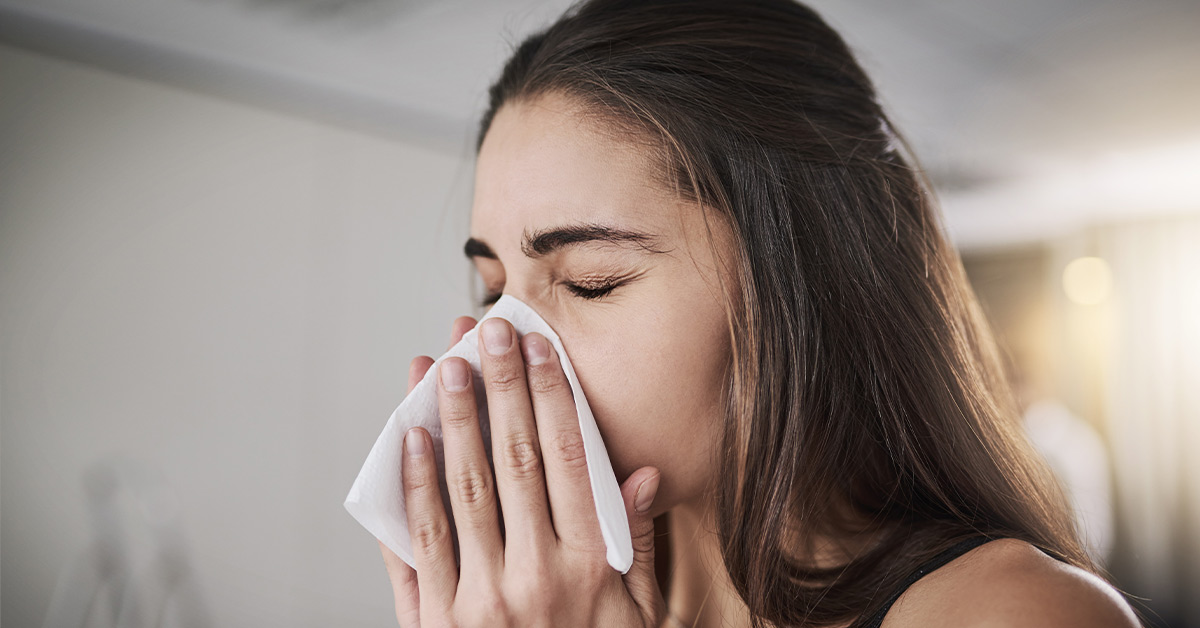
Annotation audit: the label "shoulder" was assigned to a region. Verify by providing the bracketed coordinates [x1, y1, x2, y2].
[881, 538, 1142, 628]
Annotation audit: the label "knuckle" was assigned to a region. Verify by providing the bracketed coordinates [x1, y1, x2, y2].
[550, 431, 588, 471]
[402, 464, 437, 494]
[631, 527, 657, 555]
[486, 366, 525, 393]
[503, 438, 542, 479]
[453, 465, 493, 506]
[441, 407, 477, 431]
[411, 517, 449, 551]
[527, 369, 567, 395]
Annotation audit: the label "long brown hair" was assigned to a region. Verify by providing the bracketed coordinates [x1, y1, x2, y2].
[475, 1, 1094, 626]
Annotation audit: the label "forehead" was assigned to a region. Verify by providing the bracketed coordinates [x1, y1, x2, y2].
[470, 92, 676, 248]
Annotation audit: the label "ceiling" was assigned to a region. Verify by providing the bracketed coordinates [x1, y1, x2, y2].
[2, 0, 1198, 249]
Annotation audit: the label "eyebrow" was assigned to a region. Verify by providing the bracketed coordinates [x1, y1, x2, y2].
[463, 222, 671, 260]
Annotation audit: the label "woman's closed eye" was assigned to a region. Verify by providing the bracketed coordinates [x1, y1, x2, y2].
[478, 277, 626, 307]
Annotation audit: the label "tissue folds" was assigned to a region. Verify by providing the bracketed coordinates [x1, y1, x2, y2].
[343, 295, 634, 574]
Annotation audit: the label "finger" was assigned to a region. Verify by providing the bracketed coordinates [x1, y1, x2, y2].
[449, 316, 478, 351]
[401, 317, 474, 398]
[522, 332, 605, 554]
[436, 356, 504, 575]
[620, 467, 666, 624]
[379, 539, 422, 628]
[387, 358, 434, 628]
[477, 318, 554, 562]
[409, 356, 435, 394]
[402, 427, 457, 615]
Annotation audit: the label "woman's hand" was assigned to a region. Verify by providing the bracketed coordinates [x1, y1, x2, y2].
[378, 315, 666, 627]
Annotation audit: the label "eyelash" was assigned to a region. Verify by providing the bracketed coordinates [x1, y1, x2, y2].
[479, 280, 622, 307]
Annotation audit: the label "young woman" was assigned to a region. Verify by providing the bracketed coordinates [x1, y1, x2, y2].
[377, 1, 1144, 626]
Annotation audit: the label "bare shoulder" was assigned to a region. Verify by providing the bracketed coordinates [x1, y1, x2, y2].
[881, 538, 1142, 628]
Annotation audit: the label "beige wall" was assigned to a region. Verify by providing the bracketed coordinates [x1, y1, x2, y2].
[1, 43, 478, 627]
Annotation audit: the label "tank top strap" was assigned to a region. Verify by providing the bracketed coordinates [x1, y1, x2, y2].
[860, 536, 995, 628]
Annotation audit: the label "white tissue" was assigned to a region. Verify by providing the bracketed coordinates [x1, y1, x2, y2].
[344, 294, 633, 574]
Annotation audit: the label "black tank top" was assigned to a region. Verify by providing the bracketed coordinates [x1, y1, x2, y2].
[860, 536, 995, 628]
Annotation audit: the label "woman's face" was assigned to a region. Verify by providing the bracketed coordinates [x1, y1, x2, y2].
[468, 91, 735, 517]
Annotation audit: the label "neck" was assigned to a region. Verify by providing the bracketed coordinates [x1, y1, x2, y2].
[660, 497, 752, 628]
[656, 496, 882, 628]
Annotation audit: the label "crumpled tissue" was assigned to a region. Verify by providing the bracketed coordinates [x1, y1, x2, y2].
[343, 294, 633, 574]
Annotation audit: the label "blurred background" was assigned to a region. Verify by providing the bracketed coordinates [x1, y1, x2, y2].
[1, 0, 1197, 626]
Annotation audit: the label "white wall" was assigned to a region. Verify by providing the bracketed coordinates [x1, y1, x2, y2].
[1, 43, 479, 627]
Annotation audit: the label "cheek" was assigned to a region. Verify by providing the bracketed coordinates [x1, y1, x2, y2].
[567, 316, 729, 503]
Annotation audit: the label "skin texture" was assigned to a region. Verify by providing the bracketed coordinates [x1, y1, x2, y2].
[881, 539, 1144, 628]
[377, 91, 1143, 628]
[465, 92, 736, 517]
[378, 90, 738, 627]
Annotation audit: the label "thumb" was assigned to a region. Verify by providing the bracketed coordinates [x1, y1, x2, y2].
[620, 466, 666, 624]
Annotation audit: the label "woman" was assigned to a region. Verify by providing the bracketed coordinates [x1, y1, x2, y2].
[377, 0, 1143, 626]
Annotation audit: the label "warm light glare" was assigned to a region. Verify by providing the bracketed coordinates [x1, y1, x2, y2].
[1063, 256, 1112, 305]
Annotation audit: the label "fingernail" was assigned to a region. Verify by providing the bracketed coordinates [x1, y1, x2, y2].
[634, 473, 660, 514]
[440, 359, 469, 391]
[406, 428, 426, 456]
[482, 318, 512, 355]
[522, 333, 550, 365]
